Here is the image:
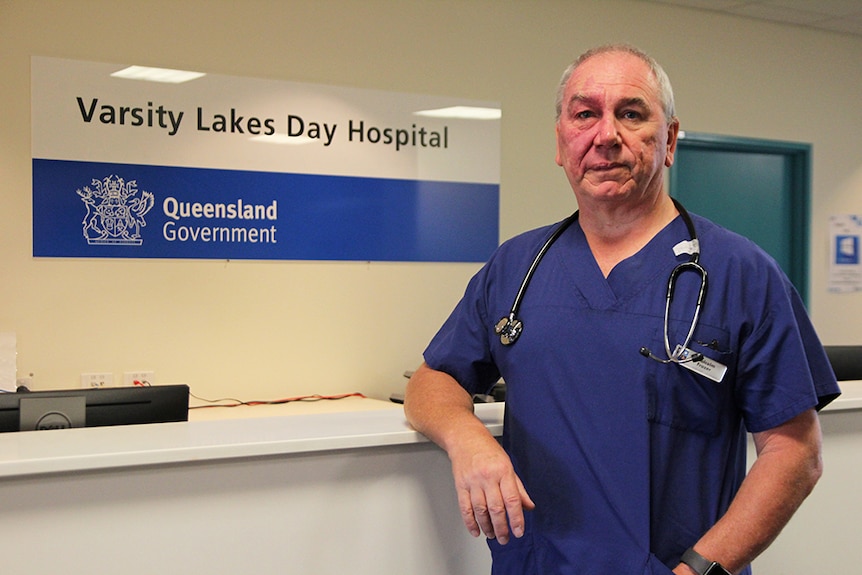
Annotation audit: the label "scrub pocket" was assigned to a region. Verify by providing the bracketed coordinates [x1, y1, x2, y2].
[644, 324, 733, 437]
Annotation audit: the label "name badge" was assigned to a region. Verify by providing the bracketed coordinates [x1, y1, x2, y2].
[674, 345, 727, 383]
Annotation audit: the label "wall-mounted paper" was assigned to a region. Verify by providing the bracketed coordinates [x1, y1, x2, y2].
[828, 215, 862, 293]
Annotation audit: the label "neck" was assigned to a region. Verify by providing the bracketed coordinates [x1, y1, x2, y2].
[579, 194, 678, 277]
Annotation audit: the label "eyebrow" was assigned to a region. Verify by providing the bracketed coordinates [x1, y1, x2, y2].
[566, 94, 653, 116]
[567, 93, 596, 109]
[617, 97, 651, 111]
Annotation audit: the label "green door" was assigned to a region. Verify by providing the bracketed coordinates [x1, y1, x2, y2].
[669, 132, 811, 303]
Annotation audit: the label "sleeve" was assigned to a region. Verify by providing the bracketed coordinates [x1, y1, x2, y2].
[789, 289, 841, 411]
[423, 261, 502, 396]
[736, 272, 840, 433]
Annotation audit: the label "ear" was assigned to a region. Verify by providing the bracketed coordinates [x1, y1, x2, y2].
[664, 118, 680, 168]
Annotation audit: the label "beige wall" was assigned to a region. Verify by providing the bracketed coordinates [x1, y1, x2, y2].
[2, 0, 862, 401]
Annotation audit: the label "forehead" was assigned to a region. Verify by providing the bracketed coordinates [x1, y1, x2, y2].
[565, 52, 660, 104]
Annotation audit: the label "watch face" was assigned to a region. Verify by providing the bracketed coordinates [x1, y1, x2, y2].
[704, 563, 732, 575]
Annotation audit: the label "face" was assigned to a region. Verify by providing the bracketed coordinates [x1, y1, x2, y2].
[555, 51, 679, 207]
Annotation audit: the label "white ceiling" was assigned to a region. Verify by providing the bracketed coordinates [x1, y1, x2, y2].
[639, 0, 862, 37]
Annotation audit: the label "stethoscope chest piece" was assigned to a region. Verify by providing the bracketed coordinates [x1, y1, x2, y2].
[495, 315, 523, 346]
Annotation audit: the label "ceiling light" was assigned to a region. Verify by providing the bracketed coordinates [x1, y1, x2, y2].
[414, 106, 501, 120]
[249, 134, 316, 145]
[110, 66, 206, 84]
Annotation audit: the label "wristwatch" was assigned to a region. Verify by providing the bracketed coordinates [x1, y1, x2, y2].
[681, 547, 732, 575]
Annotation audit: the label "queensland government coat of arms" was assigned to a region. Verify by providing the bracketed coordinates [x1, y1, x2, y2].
[77, 175, 155, 245]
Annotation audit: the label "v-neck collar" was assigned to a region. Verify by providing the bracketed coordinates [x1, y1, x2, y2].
[553, 216, 691, 309]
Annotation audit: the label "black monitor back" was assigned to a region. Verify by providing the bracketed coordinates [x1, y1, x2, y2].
[0, 384, 189, 433]
[824, 346, 862, 381]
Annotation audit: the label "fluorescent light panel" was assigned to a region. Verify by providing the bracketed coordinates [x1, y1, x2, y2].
[111, 66, 206, 84]
[249, 134, 316, 145]
[414, 106, 501, 120]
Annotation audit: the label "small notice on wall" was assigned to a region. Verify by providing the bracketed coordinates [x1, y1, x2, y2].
[31, 57, 500, 262]
[828, 215, 862, 293]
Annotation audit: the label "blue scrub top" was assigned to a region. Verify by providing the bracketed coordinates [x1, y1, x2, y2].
[424, 213, 840, 575]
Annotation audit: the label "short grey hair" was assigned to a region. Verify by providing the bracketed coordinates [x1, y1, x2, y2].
[554, 44, 676, 123]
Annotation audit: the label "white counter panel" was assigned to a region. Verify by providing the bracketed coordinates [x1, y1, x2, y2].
[0, 388, 856, 575]
[0, 398, 504, 478]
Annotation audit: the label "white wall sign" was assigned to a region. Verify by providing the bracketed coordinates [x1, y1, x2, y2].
[828, 214, 862, 293]
[31, 57, 501, 262]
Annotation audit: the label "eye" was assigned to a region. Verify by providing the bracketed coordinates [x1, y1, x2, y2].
[620, 110, 643, 121]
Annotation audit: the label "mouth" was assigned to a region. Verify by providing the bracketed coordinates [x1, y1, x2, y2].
[590, 162, 627, 172]
[587, 162, 630, 177]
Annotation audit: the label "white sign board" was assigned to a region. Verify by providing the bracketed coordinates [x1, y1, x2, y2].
[32, 57, 500, 261]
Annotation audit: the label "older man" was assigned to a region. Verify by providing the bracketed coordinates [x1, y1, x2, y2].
[405, 44, 839, 574]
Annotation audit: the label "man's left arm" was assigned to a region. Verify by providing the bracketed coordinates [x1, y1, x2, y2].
[673, 408, 824, 575]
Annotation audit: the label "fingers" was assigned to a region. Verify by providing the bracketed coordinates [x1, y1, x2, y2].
[505, 474, 535, 538]
[448, 432, 533, 545]
[459, 484, 513, 543]
[457, 488, 482, 538]
[456, 470, 533, 545]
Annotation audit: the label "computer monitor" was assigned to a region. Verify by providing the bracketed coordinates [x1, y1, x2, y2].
[0, 384, 189, 432]
[824, 346, 862, 381]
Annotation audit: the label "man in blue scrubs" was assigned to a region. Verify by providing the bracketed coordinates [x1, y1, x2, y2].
[404, 44, 840, 575]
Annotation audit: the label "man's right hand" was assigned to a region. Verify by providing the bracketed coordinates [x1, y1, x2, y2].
[404, 363, 535, 544]
[449, 431, 535, 543]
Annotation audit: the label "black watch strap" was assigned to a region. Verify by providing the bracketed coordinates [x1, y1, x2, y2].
[681, 547, 732, 575]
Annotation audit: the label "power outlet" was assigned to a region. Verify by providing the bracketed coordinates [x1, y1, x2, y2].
[81, 372, 114, 388]
[123, 370, 155, 386]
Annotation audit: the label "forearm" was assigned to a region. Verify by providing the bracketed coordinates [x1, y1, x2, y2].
[674, 409, 824, 575]
[404, 362, 494, 452]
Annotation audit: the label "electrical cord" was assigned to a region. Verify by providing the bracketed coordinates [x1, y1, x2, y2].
[188, 391, 366, 409]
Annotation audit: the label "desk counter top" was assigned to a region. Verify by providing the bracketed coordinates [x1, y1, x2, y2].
[0, 397, 503, 479]
[830, 379, 862, 411]
[0, 378, 857, 481]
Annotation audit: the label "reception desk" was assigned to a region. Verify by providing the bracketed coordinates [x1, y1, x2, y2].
[0, 383, 859, 574]
[0, 397, 499, 574]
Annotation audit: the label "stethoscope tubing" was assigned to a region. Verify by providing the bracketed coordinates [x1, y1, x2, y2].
[493, 211, 578, 345]
[661, 260, 708, 362]
[508, 212, 579, 320]
[495, 198, 705, 360]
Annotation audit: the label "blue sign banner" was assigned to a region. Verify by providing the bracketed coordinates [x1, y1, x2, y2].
[33, 159, 499, 262]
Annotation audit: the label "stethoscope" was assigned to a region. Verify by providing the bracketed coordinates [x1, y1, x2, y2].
[494, 198, 708, 364]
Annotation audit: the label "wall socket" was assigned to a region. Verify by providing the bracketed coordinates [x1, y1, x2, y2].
[123, 370, 155, 386]
[81, 372, 113, 388]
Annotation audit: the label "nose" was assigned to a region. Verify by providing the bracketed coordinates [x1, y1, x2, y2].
[593, 115, 621, 147]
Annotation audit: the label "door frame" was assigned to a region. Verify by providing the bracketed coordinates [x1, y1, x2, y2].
[669, 131, 812, 303]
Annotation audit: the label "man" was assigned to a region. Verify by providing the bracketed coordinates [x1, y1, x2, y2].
[404, 44, 840, 575]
